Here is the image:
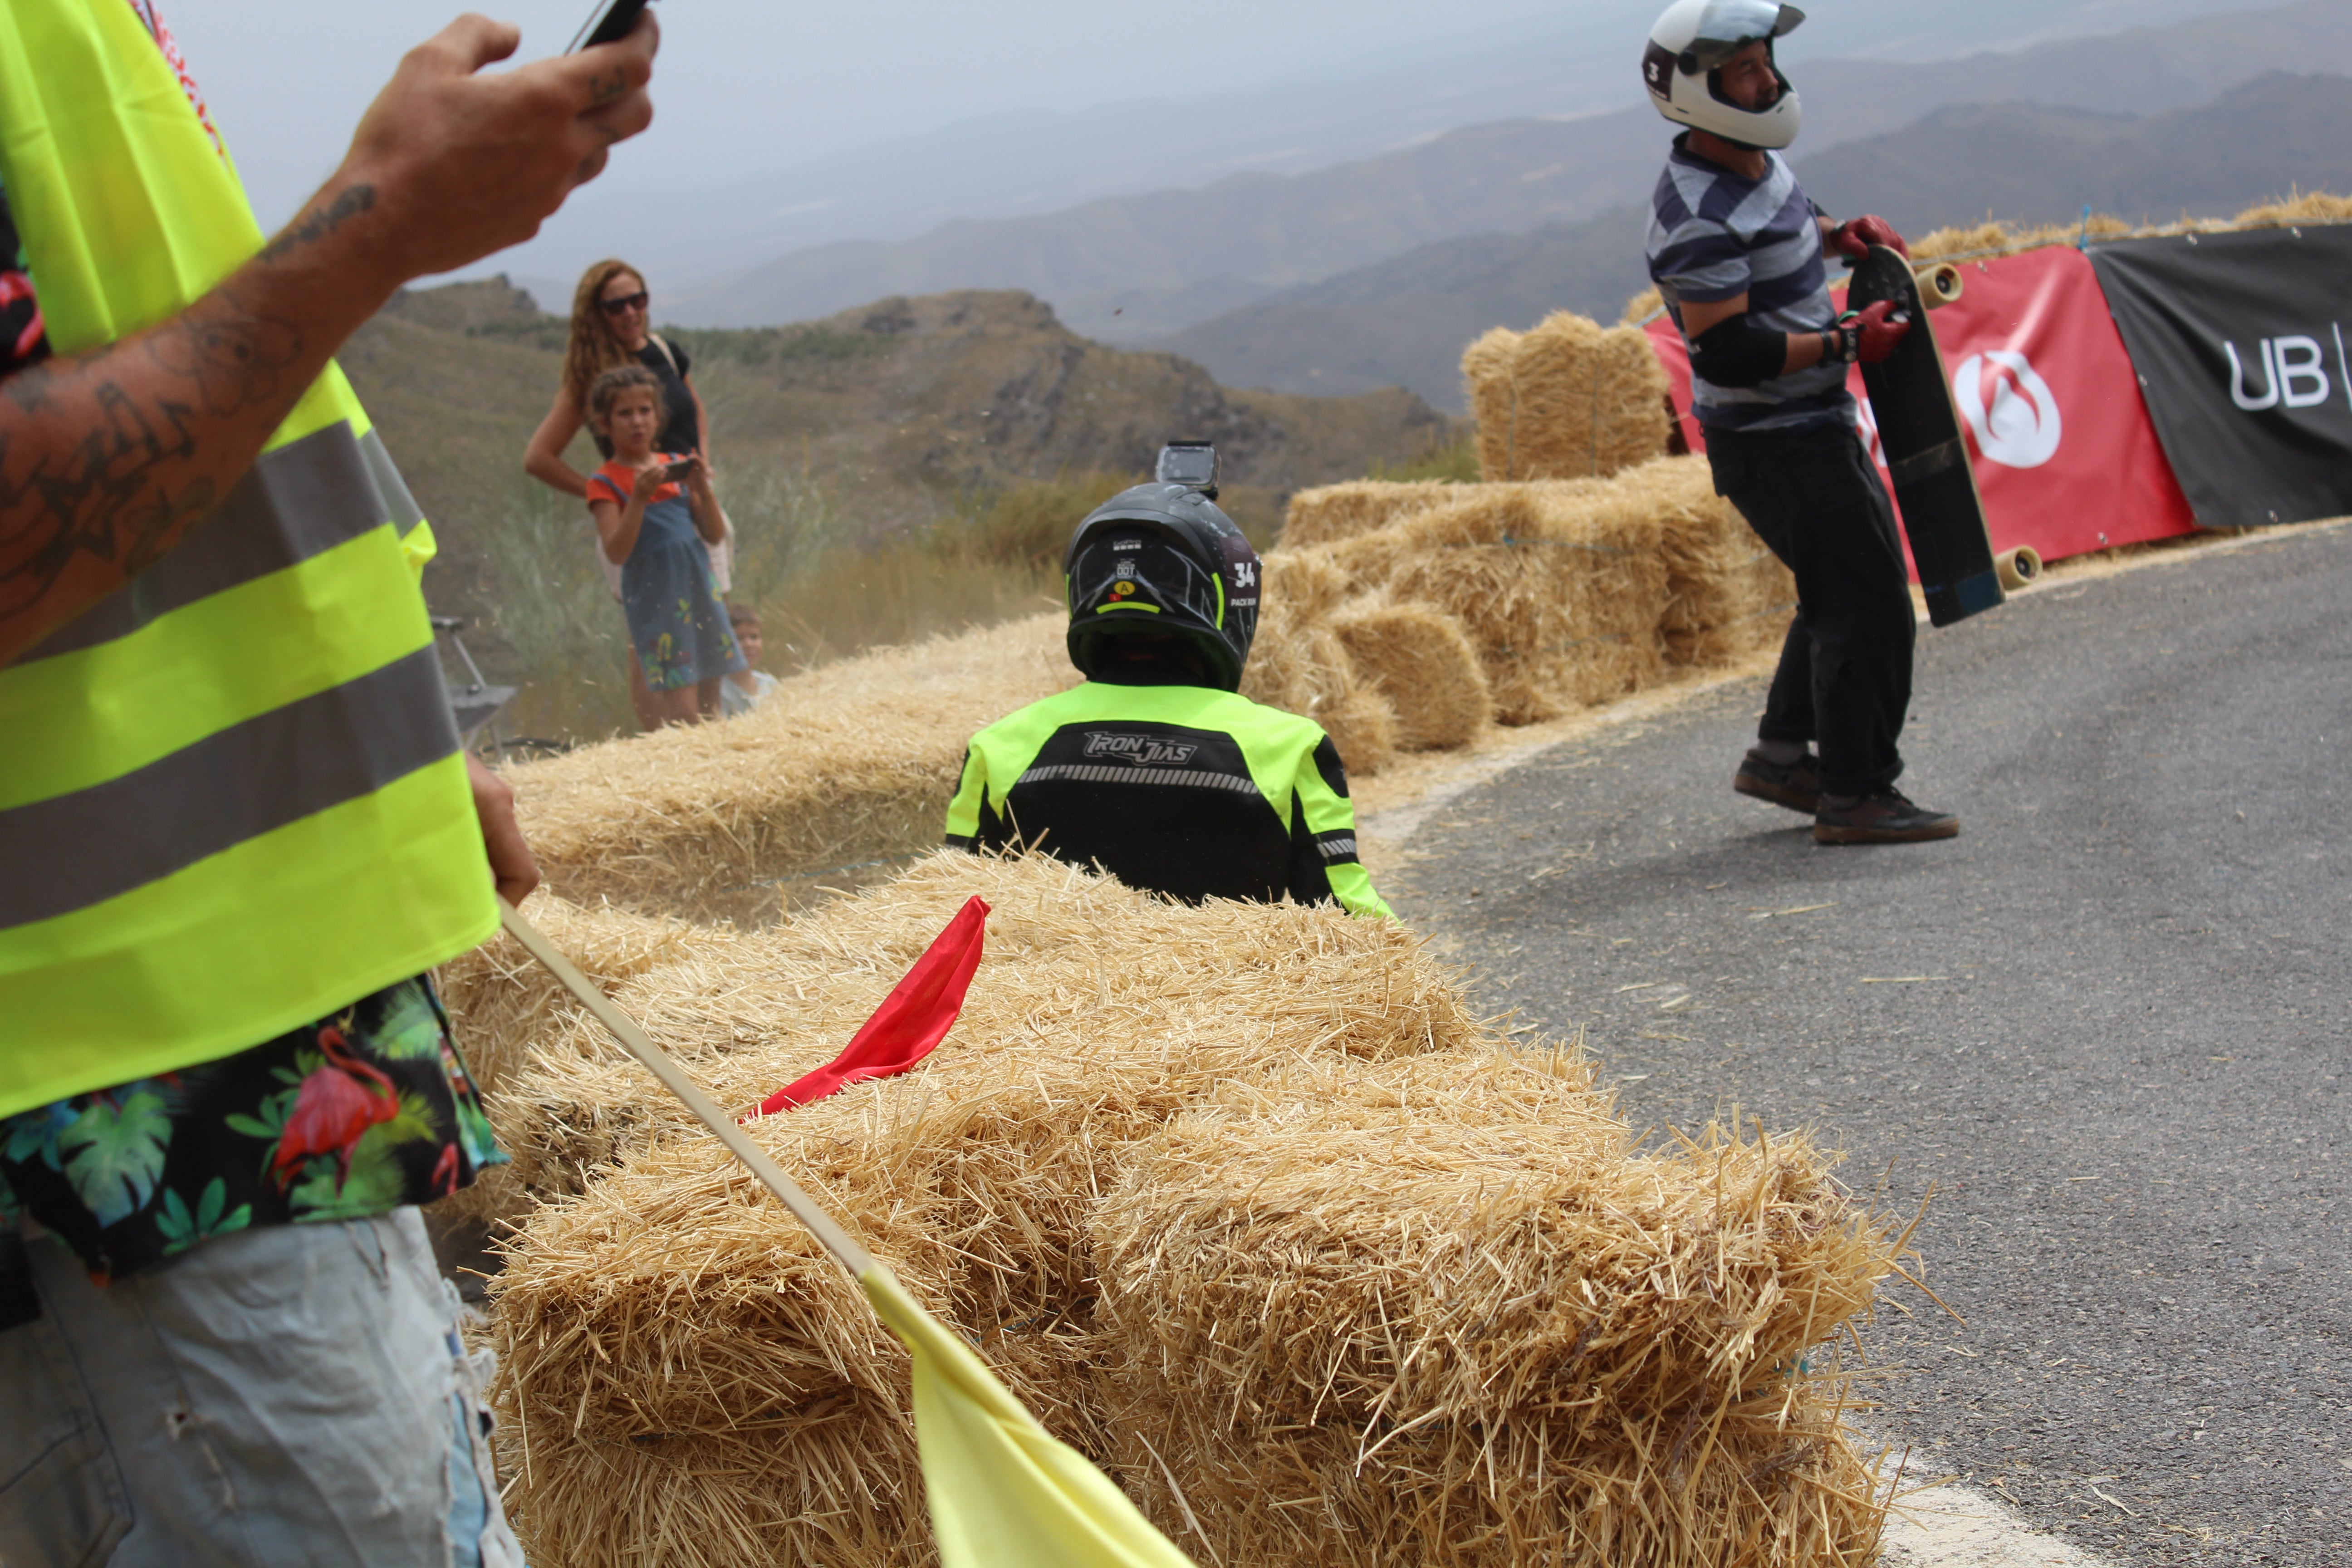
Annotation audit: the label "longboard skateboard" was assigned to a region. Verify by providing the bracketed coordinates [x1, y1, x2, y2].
[1848, 245, 2004, 627]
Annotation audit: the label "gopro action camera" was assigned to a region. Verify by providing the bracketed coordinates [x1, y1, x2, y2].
[1156, 441, 1220, 500]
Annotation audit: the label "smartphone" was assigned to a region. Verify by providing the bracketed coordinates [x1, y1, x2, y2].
[568, 0, 650, 54]
[661, 458, 696, 483]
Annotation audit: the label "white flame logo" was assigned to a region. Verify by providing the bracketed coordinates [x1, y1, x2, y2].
[1954, 351, 2063, 469]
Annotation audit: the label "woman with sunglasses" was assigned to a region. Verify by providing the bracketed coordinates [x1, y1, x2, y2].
[524, 258, 720, 728]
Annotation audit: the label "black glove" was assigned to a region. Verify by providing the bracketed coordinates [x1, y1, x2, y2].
[1822, 300, 1911, 365]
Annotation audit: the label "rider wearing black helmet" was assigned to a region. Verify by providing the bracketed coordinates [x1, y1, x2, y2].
[945, 445, 1392, 917]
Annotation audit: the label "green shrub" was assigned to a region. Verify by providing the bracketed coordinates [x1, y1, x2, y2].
[1370, 433, 1481, 483]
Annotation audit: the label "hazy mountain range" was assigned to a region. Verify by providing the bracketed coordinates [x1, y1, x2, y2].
[1161, 70, 2352, 410]
[502, 0, 2289, 306]
[635, 0, 2347, 343]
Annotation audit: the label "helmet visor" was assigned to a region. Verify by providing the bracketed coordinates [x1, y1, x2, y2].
[1684, 1, 1803, 69]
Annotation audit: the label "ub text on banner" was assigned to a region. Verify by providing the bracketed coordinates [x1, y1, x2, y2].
[2088, 225, 2352, 529]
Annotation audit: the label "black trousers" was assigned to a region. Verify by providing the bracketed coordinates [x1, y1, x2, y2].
[1705, 419, 1915, 798]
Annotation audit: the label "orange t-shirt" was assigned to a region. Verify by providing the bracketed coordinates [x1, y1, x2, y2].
[587, 454, 685, 508]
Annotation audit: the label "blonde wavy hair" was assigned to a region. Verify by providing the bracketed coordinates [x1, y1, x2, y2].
[563, 258, 648, 415]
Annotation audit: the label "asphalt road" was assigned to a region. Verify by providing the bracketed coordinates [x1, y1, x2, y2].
[1387, 525, 2352, 1566]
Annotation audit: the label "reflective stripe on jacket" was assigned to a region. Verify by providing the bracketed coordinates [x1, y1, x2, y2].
[0, 0, 496, 1118]
[945, 682, 1393, 920]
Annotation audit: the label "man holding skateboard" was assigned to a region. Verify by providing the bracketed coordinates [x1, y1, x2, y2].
[1641, 0, 1959, 844]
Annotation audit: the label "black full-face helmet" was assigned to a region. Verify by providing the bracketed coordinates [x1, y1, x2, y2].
[1064, 481, 1261, 691]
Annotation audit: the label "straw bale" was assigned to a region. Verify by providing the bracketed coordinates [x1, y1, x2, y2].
[1461, 327, 1520, 477]
[506, 613, 1078, 922]
[1260, 545, 1357, 622]
[428, 895, 704, 1225]
[1388, 481, 1668, 723]
[1113, 1402, 1883, 1568]
[2230, 190, 2352, 228]
[490, 852, 1480, 1294]
[1321, 528, 1410, 594]
[1090, 1049, 1898, 1566]
[1241, 598, 1398, 777]
[1464, 312, 1671, 484]
[490, 1135, 962, 1568]
[486, 860, 1907, 1567]
[1284, 480, 1462, 549]
[1328, 595, 1490, 750]
[436, 893, 700, 1098]
[487, 853, 1492, 1565]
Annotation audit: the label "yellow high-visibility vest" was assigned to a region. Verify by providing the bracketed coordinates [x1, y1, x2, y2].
[0, 0, 497, 1117]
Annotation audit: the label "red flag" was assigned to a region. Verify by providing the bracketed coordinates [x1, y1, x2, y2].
[747, 896, 991, 1119]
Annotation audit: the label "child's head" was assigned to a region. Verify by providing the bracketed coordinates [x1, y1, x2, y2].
[727, 603, 764, 666]
[588, 364, 665, 456]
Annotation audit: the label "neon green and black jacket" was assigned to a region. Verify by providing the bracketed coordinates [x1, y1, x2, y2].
[945, 682, 1392, 919]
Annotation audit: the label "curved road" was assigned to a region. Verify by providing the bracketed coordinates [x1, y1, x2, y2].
[1389, 524, 2351, 1566]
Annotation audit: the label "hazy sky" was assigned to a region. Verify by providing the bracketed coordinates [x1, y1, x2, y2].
[166, 0, 1590, 231]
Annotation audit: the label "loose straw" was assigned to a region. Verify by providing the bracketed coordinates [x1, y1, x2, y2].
[495, 897, 877, 1279]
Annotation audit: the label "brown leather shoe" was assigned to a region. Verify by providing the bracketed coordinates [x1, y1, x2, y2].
[1733, 749, 1820, 814]
[1813, 788, 1960, 845]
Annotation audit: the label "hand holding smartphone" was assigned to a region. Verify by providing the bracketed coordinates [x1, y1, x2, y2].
[568, 0, 653, 54]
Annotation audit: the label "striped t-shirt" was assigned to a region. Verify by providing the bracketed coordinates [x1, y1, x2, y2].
[1645, 136, 1852, 434]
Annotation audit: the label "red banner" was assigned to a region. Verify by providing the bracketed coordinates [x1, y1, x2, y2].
[1645, 245, 2197, 570]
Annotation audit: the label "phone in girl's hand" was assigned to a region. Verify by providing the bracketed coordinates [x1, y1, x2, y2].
[661, 458, 696, 483]
[568, 0, 651, 53]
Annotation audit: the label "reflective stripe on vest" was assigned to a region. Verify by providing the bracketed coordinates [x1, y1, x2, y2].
[0, 0, 496, 1117]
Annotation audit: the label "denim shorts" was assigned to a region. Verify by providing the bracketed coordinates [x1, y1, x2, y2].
[0, 1207, 519, 1568]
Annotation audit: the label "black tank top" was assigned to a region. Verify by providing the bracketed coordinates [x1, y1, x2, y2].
[637, 336, 701, 456]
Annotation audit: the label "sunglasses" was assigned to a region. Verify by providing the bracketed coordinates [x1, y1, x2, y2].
[599, 289, 650, 316]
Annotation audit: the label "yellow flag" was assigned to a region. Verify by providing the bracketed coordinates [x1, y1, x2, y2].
[862, 1268, 1200, 1568]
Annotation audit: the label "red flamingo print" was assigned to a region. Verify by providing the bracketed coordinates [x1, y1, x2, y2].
[430, 1143, 460, 1198]
[272, 1026, 399, 1192]
[0, 272, 44, 361]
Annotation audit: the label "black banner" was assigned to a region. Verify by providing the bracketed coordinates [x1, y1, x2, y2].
[2089, 225, 2352, 529]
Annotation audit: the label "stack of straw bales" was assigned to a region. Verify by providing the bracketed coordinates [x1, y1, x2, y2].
[1284, 480, 1465, 548]
[502, 545, 1478, 929]
[478, 851, 1902, 1568]
[1463, 312, 1673, 484]
[1242, 551, 1406, 776]
[1387, 479, 1668, 723]
[501, 452, 1791, 931]
[506, 614, 1078, 922]
[1328, 594, 1490, 751]
[1266, 456, 1796, 728]
[1097, 1055, 1893, 1567]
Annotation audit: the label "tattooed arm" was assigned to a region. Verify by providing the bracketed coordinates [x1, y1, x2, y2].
[0, 11, 657, 667]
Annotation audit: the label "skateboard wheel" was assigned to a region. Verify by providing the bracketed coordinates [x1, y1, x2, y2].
[1915, 264, 1964, 309]
[1995, 546, 2042, 590]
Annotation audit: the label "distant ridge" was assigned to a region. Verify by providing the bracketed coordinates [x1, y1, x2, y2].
[665, 1, 2352, 342]
[1160, 74, 2352, 411]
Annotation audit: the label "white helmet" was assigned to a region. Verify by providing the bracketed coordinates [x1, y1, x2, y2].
[1642, 1, 1806, 150]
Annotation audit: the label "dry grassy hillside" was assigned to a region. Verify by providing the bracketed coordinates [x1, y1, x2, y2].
[342, 278, 1453, 738]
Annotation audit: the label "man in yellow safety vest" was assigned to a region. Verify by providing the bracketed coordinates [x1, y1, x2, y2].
[0, 5, 654, 1563]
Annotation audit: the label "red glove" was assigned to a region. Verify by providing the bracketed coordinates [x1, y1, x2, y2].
[1825, 300, 1911, 365]
[1831, 215, 1911, 260]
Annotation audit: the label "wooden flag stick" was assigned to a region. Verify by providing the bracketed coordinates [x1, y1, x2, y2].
[496, 897, 876, 1279]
